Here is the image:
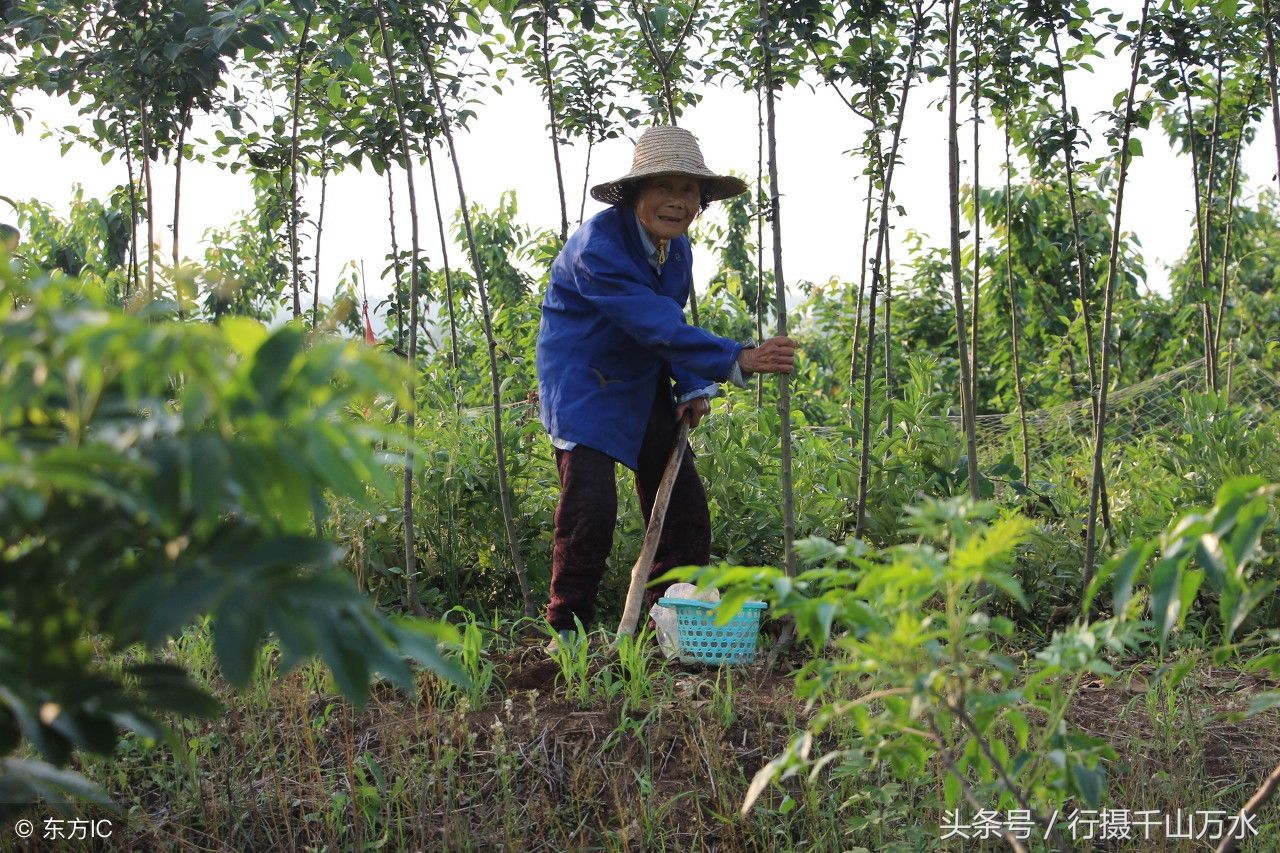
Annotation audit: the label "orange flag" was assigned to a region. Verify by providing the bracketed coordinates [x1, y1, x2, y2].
[362, 301, 376, 346]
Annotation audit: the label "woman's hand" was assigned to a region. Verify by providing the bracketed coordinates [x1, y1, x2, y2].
[738, 336, 797, 375]
[675, 396, 711, 429]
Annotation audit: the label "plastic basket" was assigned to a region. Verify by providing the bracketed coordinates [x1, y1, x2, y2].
[656, 597, 767, 665]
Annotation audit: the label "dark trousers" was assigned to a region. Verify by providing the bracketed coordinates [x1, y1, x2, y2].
[545, 384, 712, 631]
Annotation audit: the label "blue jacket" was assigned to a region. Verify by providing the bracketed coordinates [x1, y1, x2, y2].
[536, 205, 744, 470]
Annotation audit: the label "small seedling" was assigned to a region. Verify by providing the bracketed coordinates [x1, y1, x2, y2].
[545, 616, 593, 707]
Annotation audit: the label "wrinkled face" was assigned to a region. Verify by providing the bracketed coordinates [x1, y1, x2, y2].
[634, 175, 702, 242]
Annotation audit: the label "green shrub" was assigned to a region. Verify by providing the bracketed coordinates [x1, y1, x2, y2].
[0, 262, 462, 816]
[668, 479, 1278, 835]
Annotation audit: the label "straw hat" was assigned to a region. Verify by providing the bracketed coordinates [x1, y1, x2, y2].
[590, 126, 747, 206]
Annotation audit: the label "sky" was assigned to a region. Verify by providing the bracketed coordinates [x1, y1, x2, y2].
[4, 41, 1278, 335]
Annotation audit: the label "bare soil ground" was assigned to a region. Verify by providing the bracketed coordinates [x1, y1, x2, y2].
[8, 640, 1280, 852]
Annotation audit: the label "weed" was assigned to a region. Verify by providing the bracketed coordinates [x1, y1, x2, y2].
[711, 666, 736, 728]
[597, 624, 658, 707]
[444, 606, 496, 706]
[544, 616, 594, 707]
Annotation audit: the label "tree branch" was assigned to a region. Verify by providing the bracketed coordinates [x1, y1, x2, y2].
[1215, 759, 1280, 853]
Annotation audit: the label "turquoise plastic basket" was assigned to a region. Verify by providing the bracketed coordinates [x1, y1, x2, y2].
[657, 597, 767, 665]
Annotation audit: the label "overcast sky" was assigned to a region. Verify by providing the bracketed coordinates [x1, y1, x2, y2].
[5, 44, 1278, 332]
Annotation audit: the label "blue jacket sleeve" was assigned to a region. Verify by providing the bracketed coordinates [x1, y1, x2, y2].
[671, 362, 719, 401]
[572, 246, 744, 382]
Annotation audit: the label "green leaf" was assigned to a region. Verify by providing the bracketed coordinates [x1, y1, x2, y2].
[303, 425, 366, 500]
[267, 606, 320, 672]
[1149, 556, 1183, 649]
[982, 570, 1028, 608]
[1219, 578, 1244, 641]
[1249, 654, 1280, 679]
[213, 24, 236, 50]
[0, 758, 115, 811]
[1213, 476, 1268, 515]
[650, 5, 669, 34]
[249, 325, 304, 406]
[1226, 500, 1268, 573]
[240, 25, 272, 51]
[189, 432, 230, 518]
[1112, 540, 1154, 615]
[713, 589, 753, 626]
[1244, 691, 1280, 718]
[127, 664, 220, 717]
[1006, 709, 1029, 749]
[1070, 762, 1104, 809]
[118, 571, 224, 647]
[314, 613, 371, 707]
[213, 535, 340, 575]
[389, 617, 466, 686]
[1223, 581, 1277, 641]
[220, 315, 268, 355]
[813, 601, 838, 645]
[942, 766, 961, 809]
[1193, 534, 1229, 590]
[1163, 658, 1197, 689]
[351, 62, 374, 87]
[213, 596, 263, 688]
[1177, 568, 1203, 632]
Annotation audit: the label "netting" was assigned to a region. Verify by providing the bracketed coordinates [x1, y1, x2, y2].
[451, 356, 1280, 505]
[967, 357, 1280, 474]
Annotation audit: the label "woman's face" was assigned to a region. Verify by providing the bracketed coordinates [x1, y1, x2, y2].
[634, 175, 702, 242]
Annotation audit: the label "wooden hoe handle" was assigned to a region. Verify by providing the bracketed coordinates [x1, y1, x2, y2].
[615, 415, 691, 641]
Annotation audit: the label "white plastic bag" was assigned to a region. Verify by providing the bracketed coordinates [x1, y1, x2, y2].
[650, 583, 720, 659]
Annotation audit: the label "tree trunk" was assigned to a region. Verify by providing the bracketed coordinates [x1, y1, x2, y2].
[373, 0, 426, 617]
[857, 14, 924, 534]
[662, 76, 678, 126]
[539, 7, 569, 243]
[579, 134, 593, 225]
[386, 167, 405, 351]
[288, 9, 314, 321]
[1004, 123, 1032, 484]
[139, 97, 156, 300]
[1050, 30, 1111, 531]
[630, 0, 686, 125]
[883, 213, 895, 436]
[755, 85, 767, 409]
[947, 0, 980, 502]
[630, 0, 700, 324]
[421, 39, 536, 617]
[969, 17, 982, 415]
[1264, 0, 1280, 187]
[171, 101, 189, 271]
[1050, 33, 1098, 408]
[313, 165, 327, 327]
[1179, 60, 1219, 391]
[1084, 0, 1152, 602]
[1213, 112, 1246, 361]
[849, 91, 880, 445]
[122, 117, 140, 297]
[425, 140, 462, 386]
[849, 150, 876, 448]
[1202, 63, 1225, 388]
[759, 0, 794, 578]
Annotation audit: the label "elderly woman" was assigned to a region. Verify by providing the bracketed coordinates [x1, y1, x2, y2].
[536, 126, 796, 645]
